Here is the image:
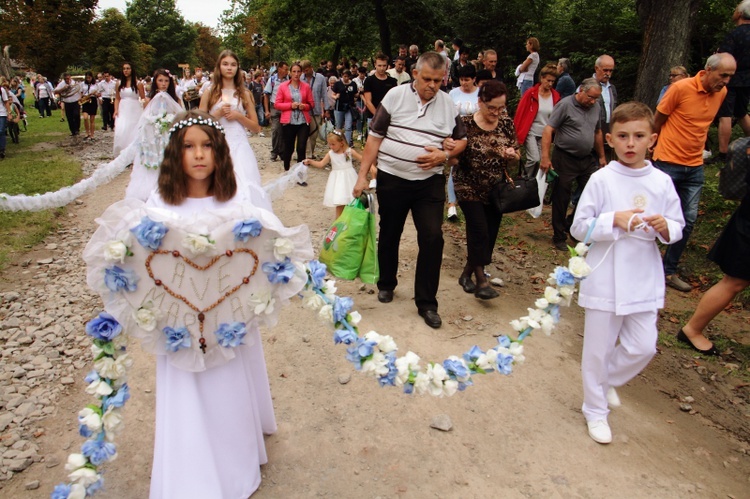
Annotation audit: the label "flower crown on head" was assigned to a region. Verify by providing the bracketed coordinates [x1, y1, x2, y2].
[168, 116, 225, 136]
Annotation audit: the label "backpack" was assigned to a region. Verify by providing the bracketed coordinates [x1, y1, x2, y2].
[718, 136, 750, 201]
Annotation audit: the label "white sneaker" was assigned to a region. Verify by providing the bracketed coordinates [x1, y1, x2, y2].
[447, 206, 458, 221]
[587, 419, 612, 444]
[368, 179, 377, 189]
[607, 387, 621, 408]
[259, 132, 266, 137]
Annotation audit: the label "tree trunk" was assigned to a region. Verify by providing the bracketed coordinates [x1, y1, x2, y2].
[634, 0, 704, 108]
[372, 0, 391, 58]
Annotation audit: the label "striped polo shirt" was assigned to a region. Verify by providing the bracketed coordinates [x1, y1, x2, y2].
[370, 83, 467, 180]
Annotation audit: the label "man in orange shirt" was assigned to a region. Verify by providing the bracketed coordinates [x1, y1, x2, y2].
[653, 53, 736, 292]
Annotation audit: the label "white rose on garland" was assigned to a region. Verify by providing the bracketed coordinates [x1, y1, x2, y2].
[133, 301, 162, 332]
[181, 233, 215, 256]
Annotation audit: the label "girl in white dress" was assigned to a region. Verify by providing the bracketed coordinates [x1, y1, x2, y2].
[200, 50, 271, 210]
[124, 69, 185, 201]
[84, 110, 313, 498]
[113, 62, 145, 155]
[303, 130, 362, 219]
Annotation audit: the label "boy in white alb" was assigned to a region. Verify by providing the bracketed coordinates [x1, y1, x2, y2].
[570, 102, 685, 444]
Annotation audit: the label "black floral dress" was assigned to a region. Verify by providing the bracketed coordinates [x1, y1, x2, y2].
[453, 114, 519, 203]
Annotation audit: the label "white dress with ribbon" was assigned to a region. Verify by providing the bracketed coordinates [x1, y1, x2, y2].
[83, 196, 313, 498]
[209, 90, 272, 211]
[113, 87, 143, 156]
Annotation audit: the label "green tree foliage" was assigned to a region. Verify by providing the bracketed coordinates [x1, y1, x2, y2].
[0, 0, 97, 78]
[90, 9, 155, 77]
[194, 23, 222, 70]
[126, 0, 197, 73]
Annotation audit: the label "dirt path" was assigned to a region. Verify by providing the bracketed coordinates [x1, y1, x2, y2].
[0, 132, 748, 498]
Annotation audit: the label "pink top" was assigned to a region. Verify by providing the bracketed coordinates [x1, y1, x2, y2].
[274, 80, 315, 124]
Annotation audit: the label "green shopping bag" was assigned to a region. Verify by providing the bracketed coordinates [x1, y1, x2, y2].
[357, 192, 379, 285]
[319, 198, 370, 280]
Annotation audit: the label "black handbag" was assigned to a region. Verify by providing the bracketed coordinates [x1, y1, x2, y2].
[490, 167, 540, 214]
[718, 136, 750, 201]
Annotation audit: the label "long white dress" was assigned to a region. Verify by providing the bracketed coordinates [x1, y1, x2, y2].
[322, 149, 358, 207]
[124, 92, 185, 201]
[210, 92, 272, 211]
[83, 195, 313, 499]
[113, 87, 143, 155]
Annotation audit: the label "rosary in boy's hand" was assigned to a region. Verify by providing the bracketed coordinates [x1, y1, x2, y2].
[614, 208, 670, 240]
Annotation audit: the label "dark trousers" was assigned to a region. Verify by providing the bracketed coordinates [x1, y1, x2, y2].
[38, 97, 52, 117]
[101, 98, 114, 129]
[270, 108, 283, 158]
[64, 102, 80, 136]
[281, 123, 309, 171]
[458, 200, 503, 267]
[654, 160, 704, 276]
[376, 170, 445, 312]
[550, 147, 598, 243]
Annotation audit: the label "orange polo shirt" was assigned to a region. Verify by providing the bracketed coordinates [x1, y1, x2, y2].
[654, 71, 727, 167]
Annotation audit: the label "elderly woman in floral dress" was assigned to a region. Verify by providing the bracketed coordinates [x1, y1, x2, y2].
[453, 81, 520, 300]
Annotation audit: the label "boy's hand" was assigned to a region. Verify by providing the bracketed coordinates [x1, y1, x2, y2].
[614, 209, 645, 232]
[642, 214, 669, 238]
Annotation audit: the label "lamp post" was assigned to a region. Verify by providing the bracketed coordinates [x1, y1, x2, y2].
[251, 33, 265, 69]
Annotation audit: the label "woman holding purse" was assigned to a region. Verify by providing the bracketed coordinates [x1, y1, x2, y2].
[453, 80, 519, 299]
[274, 63, 315, 175]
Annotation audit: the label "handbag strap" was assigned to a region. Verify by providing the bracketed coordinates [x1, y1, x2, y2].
[501, 167, 516, 189]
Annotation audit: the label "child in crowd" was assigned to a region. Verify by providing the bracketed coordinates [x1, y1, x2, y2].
[303, 130, 362, 218]
[570, 102, 685, 444]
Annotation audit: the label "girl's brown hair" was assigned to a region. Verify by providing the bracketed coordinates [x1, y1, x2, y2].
[207, 50, 254, 114]
[158, 110, 237, 205]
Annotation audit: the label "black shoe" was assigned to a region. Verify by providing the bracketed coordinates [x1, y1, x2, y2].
[676, 329, 720, 356]
[475, 286, 500, 300]
[297, 181, 308, 187]
[270, 155, 278, 161]
[458, 275, 476, 294]
[377, 290, 393, 303]
[101, 127, 107, 131]
[418, 309, 442, 329]
[553, 240, 568, 251]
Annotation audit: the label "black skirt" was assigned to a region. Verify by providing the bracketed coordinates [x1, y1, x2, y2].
[81, 100, 98, 116]
[708, 196, 750, 280]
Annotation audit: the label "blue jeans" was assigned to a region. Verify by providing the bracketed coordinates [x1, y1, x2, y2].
[653, 160, 704, 276]
[520, 79, 534, 96]
[334, 109, 353, 145]
[447, 167, 457, 204]
[0, 116, 6, 152]
[255, 103, 267, 126]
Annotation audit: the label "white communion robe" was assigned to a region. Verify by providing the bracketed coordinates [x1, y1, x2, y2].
[570, 160, 685, 422]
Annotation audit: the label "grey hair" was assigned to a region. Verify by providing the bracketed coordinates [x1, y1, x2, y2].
[435, 39, 445, 49]
[415, 51, 446, 72]
[739, 0, 750, 19]
[580, 77, 600, 92]
[409, 44, 419, 52]
[558, 58, 571, 73]
[706, 53, 724, 70]
[594, 54, 613, 68]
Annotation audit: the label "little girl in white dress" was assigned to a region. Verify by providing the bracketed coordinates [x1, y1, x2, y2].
[303, 130, 362, 219]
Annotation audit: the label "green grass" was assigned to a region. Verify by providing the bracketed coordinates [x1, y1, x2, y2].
[0, 95, 83, 269]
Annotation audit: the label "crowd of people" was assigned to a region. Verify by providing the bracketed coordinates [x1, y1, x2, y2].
[2, 3, 749, 493]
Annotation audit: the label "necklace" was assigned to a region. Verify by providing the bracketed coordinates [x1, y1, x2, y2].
[145, 248, 259, 353]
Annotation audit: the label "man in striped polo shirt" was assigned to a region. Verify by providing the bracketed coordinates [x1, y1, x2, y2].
[353, 52, 467, 329]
